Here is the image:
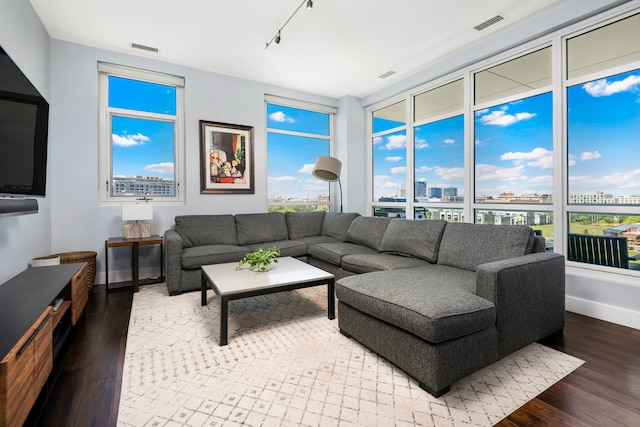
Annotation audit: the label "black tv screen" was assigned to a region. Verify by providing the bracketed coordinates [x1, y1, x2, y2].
[0, 46, 49, 197]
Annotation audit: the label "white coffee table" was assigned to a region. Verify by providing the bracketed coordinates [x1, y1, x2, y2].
[201, 256, 335, 345]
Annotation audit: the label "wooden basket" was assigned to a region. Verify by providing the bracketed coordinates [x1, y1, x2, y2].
[52, 251, 97, 292]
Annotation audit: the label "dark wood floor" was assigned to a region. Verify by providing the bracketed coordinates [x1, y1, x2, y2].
[30, 284, 640, 426]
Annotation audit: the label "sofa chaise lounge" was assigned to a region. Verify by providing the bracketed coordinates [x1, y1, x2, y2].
[164, 211, 565, 396]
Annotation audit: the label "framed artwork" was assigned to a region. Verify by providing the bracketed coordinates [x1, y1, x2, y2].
[199, 120, 254, 194]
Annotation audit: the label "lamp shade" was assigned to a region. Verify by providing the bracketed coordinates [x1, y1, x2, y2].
[312, 156, 341, 182]
[121, 203, 153, 221]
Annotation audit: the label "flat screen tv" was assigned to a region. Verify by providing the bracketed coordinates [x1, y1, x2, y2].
[0, 45, 49, 197]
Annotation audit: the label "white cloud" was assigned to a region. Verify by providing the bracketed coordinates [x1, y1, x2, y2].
[384, 134, 406, 150]
[112, 133, 150, 147]
[580, 151, 602, 161]
[269, 111, 295, 123]
[433, 166, 464, 180]
[569, 168, 640, 189]
[298, 163, 315, 173]
[528, 175, 553, 186]
[415, 165, 433, 173]
[268, 176, 298, 183]
[385, 156, 403, 162]
[415, 137, 429, 149]
[501, 147, 553, 169]
[145, 162, 174, 174]
[478, 110, 536, 126]
[568, 154, 577, 166]
[475, 164, 527, 182]
[582, 74, 640, 97]
[390, 166, 406, 174]
[443, 139, 455, 145]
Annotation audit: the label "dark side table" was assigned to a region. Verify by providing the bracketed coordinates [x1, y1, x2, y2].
[105, 235, 164, 292]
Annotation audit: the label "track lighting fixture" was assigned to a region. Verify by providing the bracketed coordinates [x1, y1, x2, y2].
[265, 0, 314, 49]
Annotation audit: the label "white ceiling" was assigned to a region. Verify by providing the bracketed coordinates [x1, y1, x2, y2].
[30, 0, 578, 99]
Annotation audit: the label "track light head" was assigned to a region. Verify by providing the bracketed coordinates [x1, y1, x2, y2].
[275, 31, 281, 44]
[307, 0, 313, 10]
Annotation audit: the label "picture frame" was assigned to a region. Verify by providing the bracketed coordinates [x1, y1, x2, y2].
[199, 120, 254, 194]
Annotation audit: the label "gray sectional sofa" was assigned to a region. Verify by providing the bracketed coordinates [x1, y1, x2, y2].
[164, 211, 565, 397]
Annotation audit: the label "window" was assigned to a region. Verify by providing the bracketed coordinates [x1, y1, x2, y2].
[266, 96, 336, 212]
[98, 63, 184, 202]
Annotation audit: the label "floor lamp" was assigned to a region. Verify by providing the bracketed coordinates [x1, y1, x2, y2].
[313, 155, 342, 212]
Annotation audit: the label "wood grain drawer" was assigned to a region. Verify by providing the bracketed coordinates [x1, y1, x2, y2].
[71, 262, 89, 325]
[0, 308, 52, 427]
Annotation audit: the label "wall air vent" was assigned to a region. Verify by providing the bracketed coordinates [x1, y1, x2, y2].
[131, 43, 159, 53]
[474, 15, 505, 31]
[378, 70, 396, 79]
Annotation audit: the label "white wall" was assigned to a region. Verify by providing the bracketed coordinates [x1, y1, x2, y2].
[48, 40, 364, 283]
[0, 0, 53, 284]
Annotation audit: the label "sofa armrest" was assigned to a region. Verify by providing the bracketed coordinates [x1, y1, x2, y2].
[164, 229, 184, 295]
[476, 252, 565, 357]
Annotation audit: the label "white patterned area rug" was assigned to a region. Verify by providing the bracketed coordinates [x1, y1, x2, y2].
[117, 284, 583, 427]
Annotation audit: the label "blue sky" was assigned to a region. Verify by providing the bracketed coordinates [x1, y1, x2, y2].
[110, 77, 175, 179]
[266, 104, 330, 200]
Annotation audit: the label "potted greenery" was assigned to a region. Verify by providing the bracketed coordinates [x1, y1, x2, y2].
[237, 246, 280, 272]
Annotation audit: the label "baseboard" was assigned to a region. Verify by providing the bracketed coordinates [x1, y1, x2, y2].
[566, 296, 640, 330]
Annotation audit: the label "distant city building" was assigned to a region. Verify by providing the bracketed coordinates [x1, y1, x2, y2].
[443, 187, 458, 197]
[112, 176, 174, 197]
[569, 191, 640, 204]
[415, 181, 427, 197]
[428, 187, 442, 198]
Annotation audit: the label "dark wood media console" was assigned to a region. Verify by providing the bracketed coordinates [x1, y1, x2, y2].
[0, 263, 88, 427]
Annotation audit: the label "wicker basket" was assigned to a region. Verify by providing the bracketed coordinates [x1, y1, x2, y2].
[52, 251, 98, 292]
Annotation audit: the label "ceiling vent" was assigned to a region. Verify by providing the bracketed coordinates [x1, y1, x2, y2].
[474, 15, 505, 31]
[131, 43, 159, 53]
[378, 70, 396, 79]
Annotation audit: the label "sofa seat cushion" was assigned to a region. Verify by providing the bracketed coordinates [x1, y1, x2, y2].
[336, 266, 495, 343]
[181, 245, 248, 269]
[243, 240, 308, 258]
[379, 219, 447, 262]
[308, 242, 378, 266]
[235, 213, 289, 246]
[437, 222, 535, 271]
[341, 253, 429, 274]
[175, 214, 238, 248]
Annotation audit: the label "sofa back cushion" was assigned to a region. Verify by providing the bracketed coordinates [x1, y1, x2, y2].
[285, 211, 325, 240]
[175, 215, 238, 248]
[235, 212, 289, 245]
[345, 216, 392, 251]
[322, 212, 360, 240]
[379, 219, 447, 263]
[437, 222, 535, 271]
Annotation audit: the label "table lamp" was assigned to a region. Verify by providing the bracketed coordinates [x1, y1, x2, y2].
[122, 203, 153, 239]
[313, 155, 342, 212]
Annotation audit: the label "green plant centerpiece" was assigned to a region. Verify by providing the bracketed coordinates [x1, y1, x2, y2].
[237, 246, 280, 272]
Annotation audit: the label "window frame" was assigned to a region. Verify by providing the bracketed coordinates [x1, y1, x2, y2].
[98, 62, 185, 204]
[265, 95, 337, 211]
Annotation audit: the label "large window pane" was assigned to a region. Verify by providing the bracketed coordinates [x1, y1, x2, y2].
[475, 47, 551, 105]
[475, 92, 553, 203]
[266, 100, 333, 211]
[567, 13, 640, 80]
[414, 115, 464, 203]
[373, 130, 406, 201]
[567, 69, 640, 204]
[108, 76, 176, 114]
